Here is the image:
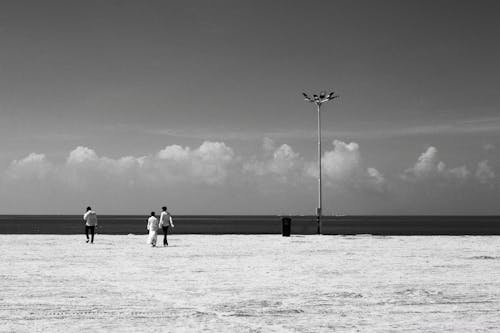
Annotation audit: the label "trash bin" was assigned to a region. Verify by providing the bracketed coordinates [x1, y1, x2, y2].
[282, 217, 291, 237]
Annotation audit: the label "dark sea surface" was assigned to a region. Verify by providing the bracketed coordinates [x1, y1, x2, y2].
[1, 215, 500, 235]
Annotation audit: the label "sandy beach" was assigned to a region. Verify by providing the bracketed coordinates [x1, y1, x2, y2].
[1, 234, 500, 332]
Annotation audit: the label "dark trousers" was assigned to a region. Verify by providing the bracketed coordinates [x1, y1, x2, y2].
[162, 226, 169, 245]
[85, 225, 95, 243]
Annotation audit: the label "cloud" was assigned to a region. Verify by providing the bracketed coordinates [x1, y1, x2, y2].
[269, 144, 300, 175]
[61, 146, 144, 189]
[243, 139, 387, 191]
[243, 138, 301, 181]
[5, 141, 495, 205]
[67, 146, 143, 175]
[3, 140, 500, 214]
[475, 160, 495, 185]
[4, 142, 235, 190]
[320, 141, 361, 181]
[155, 141, 235, 185]
[366, 167, 386, 191]
[306, 140, 386, 191]
[402, 146, 470, 183]
[67, 146, 99, 164]
[448, 166, 470, 180]
[4, 153, 53, 181]
[262, 137, 276, 153]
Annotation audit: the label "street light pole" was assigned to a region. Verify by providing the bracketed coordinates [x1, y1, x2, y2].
[302, 91, 339, 235]
[316, 103, 322, 235]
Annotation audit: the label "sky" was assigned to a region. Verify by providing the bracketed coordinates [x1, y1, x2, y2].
[1, 0, 499, 214]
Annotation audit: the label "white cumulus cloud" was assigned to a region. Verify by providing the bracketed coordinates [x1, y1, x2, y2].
[262, 137, 276, 153]
[61, 146, 144, 189]
[306, 140, 386, 191]
[4, 153, 53, 181]
[161, 141, 235, 185]
[475, 160, 495, 185]
[402, 146, 470, 182]
[4, 142, 236, 189]
[67, 146, 99, 164]
[243, 139, 301, 181]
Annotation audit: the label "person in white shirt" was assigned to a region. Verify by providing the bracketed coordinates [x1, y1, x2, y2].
[159, 206, 174, 246]
[147, 212, 160, 247]
[83, 206, 98, 244]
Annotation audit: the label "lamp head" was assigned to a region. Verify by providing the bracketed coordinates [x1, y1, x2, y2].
[302, 92, 312, 102]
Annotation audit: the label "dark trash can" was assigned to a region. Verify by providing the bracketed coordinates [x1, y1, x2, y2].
[282, 217, 291, 237]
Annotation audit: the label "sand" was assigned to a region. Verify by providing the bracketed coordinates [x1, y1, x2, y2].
[1, 234, 500, 332]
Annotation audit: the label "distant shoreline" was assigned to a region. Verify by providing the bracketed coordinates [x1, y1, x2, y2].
[1, 215, 500, 235]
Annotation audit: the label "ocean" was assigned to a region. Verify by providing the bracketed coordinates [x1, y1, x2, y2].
[1, 215, 500, 235]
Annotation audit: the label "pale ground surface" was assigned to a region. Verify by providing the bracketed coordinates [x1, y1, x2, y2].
[1, 235, 500, 332]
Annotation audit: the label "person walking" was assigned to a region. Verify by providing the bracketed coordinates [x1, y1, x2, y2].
[159, 206, 174, 246]
[83, 207, 98, 243]
[147, 212, 160, 247]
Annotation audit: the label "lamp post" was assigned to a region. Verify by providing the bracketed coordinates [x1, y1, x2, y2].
[302, 91, 339, 234]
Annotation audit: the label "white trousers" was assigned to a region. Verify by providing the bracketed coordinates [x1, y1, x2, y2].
[147, 230, 158, 246]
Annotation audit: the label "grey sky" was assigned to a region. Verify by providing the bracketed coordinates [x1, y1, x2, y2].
[0, 0, 499, 214]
